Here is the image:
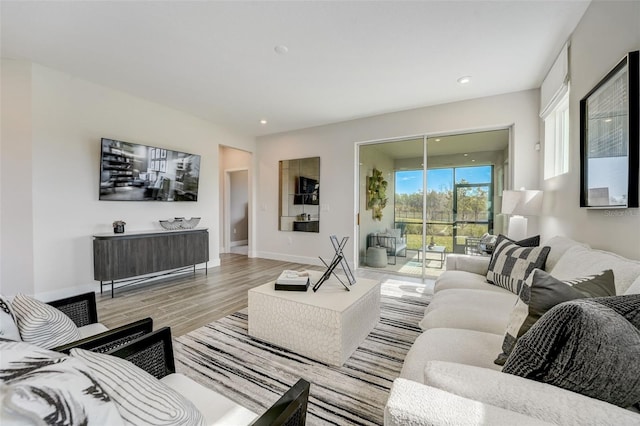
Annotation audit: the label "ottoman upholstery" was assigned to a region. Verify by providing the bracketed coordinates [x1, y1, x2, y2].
[248, 272, 381, 366]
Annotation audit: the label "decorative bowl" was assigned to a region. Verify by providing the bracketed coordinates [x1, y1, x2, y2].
[180, 217, 201, 229]
[159, 219, 184, 230]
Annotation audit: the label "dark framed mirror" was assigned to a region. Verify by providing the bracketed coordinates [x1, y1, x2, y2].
[279, 157, 320, 232]
[580, 50, 639, 208]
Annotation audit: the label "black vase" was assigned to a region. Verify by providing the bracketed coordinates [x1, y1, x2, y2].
[114, 224, 125, 234]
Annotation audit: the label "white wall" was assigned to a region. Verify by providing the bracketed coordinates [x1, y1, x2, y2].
[1, 60, 255, 299]
[0, 60, 34, 296]
[540, 1, 640, 260]
[256, 89, 540, 266]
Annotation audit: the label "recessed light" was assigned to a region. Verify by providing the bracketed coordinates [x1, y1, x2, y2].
[457, 76, 472, 85]
[274, 45, 289, 55]
[435, 138, 441, 142]
[260, 119, 267, 124]
[463, 153, 469, 157]
[604, 118, 612, 122]
[471, 159, 476, 162]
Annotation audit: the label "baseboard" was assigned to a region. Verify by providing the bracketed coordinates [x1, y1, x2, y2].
[255, 251, 325, 266]
[230, 240, 248, 247]
[36, 261, 218, 301]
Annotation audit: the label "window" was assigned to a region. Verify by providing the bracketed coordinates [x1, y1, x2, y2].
[544, 93, 570, 179]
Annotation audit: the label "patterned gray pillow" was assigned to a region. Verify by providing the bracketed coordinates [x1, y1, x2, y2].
[70, 348, 206, 425]
[0, 339, 124, 424]
[486, 235, 550, 294]
[503, 295, 640, 408]
[495, 269, 616, 365]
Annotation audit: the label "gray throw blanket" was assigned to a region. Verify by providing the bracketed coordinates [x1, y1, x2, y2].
[503, 294, 640, 408]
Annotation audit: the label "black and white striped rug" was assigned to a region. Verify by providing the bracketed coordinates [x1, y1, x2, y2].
[173, 279, 430, 425]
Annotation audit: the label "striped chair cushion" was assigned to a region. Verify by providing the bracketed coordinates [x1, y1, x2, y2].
[12, 293, 81, 349]
[70, 348, 206, 426]
[486, 236, 550, 294]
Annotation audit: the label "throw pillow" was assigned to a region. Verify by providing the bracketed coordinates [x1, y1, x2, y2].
[0, 339, 124, 425]
[387, 228, 402, 240]
[502, 295, 640, 408]
[70, 348, 206, 426]
[486, 235, 550, 294]
[495, 269, 616, 365]
[11, 293, 81, 349]
[0, 296, 21, 341]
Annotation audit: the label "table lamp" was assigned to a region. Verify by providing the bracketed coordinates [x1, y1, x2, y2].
[501, 190, 543, 240]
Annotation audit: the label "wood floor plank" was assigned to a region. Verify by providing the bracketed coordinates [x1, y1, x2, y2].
[96, 253, 429, 336]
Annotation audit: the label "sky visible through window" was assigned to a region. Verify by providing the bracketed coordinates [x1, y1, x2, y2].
[396, 166, 492, 194]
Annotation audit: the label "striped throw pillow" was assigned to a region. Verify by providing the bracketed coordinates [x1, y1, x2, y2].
[12, 293, 81, 349]
[70, 348, 206, 426]
[486, 236, 550, 294]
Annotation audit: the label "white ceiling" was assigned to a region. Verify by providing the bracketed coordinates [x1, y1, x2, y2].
[1, 1, 590, 137]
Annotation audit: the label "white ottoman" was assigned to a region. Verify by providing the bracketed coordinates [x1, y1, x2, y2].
[248, 271, 381, 366]
[367, 246, 388, 267]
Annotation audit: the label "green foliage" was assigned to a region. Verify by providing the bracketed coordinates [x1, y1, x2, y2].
[367, 168, 388, 220]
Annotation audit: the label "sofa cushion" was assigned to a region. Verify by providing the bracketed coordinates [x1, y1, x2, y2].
[419, 289, 517, 334]
[11, 293, 81, 349]
[0, 296, 21, 341]
[435, 270, 506, 293]
[70, 348, 206, 425]
[444, 254, 492, 276]
[400, 328, 503, 383]
[384, 378, 552, 426]
[550, 244, 640, 294]
[423, 361, 640, 426]
[495, 269, 616, 365]
[161, 373, 258, 426]
[78, 322, 110, 339]
[486, 236, 550, 295]
[503, 295, 640, 408]
[0, 339, 124, 425]
[541, 235, 590, 273]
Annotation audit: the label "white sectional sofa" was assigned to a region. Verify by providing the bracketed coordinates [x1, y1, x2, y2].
[385, 236, 640, 425]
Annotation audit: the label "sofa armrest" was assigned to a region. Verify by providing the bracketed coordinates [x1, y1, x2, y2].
[424, 361, 640, 425]
[384, 378, 550, 426]
[445, 254, 490, 275]
[47, 292, 98, 327]
[54, 317, 153, 354]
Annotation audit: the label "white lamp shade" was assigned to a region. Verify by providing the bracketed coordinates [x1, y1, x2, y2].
[501, 190, 543, 216]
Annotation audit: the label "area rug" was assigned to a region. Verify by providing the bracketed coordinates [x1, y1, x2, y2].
[173, 279, 430, 425]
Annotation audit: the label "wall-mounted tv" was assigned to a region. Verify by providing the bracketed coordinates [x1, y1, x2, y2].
[99, 138, 201, 201]
[294, 176, 319, 205]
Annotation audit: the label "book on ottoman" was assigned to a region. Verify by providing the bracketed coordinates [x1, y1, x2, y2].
[275, 270, 310, 291]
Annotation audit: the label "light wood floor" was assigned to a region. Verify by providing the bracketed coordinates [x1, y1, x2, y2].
[96, 253, 429, 337]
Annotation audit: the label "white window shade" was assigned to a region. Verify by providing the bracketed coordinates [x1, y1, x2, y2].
[540, 43, 569, 118]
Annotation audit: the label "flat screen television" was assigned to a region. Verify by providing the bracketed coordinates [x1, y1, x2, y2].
[294, 175, 319, 205]
[99, 138, 201, 201]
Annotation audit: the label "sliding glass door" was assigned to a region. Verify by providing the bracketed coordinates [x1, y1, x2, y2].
[358, 129, 507, 279]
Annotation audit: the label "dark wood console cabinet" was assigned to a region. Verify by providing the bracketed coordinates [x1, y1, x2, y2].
[93, 228, 209, 297]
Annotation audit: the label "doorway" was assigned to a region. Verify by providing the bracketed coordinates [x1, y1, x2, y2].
[228, 170, 249, 254]
[219, 145, 252, 255]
